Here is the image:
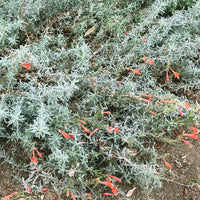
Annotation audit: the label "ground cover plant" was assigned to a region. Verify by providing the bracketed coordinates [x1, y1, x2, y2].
[0, 0, 200, 199]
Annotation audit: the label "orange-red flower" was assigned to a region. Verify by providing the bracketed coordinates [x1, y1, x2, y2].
[182, 127, 198, 139]
[3, 192, 16, 200]
[31, 148, 38, 165]
[106, 126, 119, 133]
[91, 128, 99, 136]
[31, 157, 38, 164]
[142, 39, 147, 43]
[141, 98, 151, 103]
[100, 180, 114, 188]
[166, 70, 169, 83]
[102, 193, 115, 196]
[180, 102, 190, 109]
[111, 187, 118, 194]
[124, 29, 132, 34]
[79, 120, 87, 124]
[183, 133, 197, 139]
[106, 126, 114, 133]
[70, 129, 75, 139]
[40, 188, 47, 192]
[71, 192, 76, 200]
[34, 148, 42, 158]
[190, 126, 197, 134]
[79, 124, 91, 134]
[127, 68, 141, 75]
[170, 67, 180, 80]
[145, 59, 154, 65]
[113, 127, 119, 133]
[181, 138, 190, 145]
[26, 183, 32, 193]
[59, 129, 72, 139]
[148, 109, 155, 115]
[162, 158, 172, 169]
[141, 93, 154, 98]
[19, 62, 30, 70]
[109, 175, 122, 182]
[177, 108, 183, 117]
[103, 111, 111, 114]
[102, 69, 110, 73]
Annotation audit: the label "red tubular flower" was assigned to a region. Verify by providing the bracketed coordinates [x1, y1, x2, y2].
[106, 126, 113, 133]
[181, 138, 190, 145]
[26, 183, 32, 193]
[182, 127, 198, 139]
[3, 192, 16, 200]
[148, 109, 155, 115]
[108, 175, 122, 182]
[142, 39, 147, 43]
[141, 98, 151, 103]
[79, 120, 87, 124]
[170, 67, 180, 80]
[177, 108, 183, 117]
[79, 124, 91, 134]
[124, 29, 132, 34]
[100, 180, 114, 188]
[113, 127, 119, 133]
[190, 127, 198, 134]
[166, 70, 169, 83]
[111, 187, 118, 194]
[162, 158, 172, 169]
[71, 192, 76, 200]
[102, 193, 116, 196]
[19, 62, 31, 70]
[127, 68, 141, 75]
[102, 69, 110, 73]
[91, 128, 99, 136]
[142, 93, 154, 98]
[145, 59, 154, 65]
[40, 188, 47, 192]
[59, 129, 72, 139]
[103, 111, 111, 114]
[180, 102, 190, 109]
[31, 157, 38, 164]
[34, 148, 42, 158]
[106, 127, 119, 133]
[183, 133, 197, 139]
[70, 129, 75, 139]
[31, 148, 38, 165]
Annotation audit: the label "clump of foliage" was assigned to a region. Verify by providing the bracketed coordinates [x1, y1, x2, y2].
[0, 0, 200, 199]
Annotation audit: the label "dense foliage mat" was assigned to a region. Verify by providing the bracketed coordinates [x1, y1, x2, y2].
[0, 0, 200, 199]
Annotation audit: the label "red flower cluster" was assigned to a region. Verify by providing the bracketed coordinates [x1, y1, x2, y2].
[106, 126, 119, 133]
[31, 147, 42, 166]
[95, 174, 122, 197]
[59, 129, 74, 139]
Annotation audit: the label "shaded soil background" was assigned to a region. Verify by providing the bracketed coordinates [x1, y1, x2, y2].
[1, 137, 200, 200]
